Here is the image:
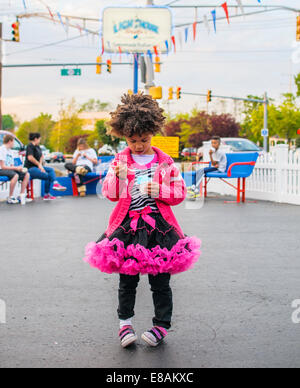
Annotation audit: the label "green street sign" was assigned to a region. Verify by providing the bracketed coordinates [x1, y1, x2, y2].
[61, 68, 81, 76]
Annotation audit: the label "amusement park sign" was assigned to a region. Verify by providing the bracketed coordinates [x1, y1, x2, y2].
[102, 7, 172, 54]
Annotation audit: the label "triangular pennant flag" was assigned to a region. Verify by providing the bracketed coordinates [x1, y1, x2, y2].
[102, 37, 105, 55]
[203, 15, 210, 34]
[165, 40, 169, 54]
[221, 2, 230, 24]
[153, 46, 159, 56]
[22, 0, 27, 10]
[171, 36, 176, 53]
[185, 27, 189, 43]
[57, 12, 67, 33]
[211, 10, 217, 33]
[193, 22, 197, 41]
[147, 50, 153, 62]
[46, 6, 54, 21]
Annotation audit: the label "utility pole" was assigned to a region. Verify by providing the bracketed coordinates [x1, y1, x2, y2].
[0, 23, 2, 131]
[263, 92, 269, 153]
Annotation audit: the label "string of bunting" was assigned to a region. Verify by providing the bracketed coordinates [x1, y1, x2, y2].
[17, 0, 263, 64]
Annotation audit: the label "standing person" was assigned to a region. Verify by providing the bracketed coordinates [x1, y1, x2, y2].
[24, 133, 66, 201]
[84, 94, 201, 348]
[65, 138, 98, 197]
[0, 134, 31, 205]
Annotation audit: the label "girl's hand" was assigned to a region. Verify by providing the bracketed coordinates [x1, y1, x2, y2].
[146, 182, 160, 198]
[114, 162, 128, 180]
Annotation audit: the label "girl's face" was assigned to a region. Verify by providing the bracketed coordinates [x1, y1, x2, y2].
[78, 144, 87, 151]
[126, 133, 154, 155]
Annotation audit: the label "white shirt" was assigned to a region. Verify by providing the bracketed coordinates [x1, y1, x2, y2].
[0, 145, 14, 170]
[212, 149, 227, 173]
[73, 148, 98, 171]
[132, 154, 155, 165]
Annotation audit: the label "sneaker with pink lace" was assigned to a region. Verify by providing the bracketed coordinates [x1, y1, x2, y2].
[53, 182, 67, 191]
[43, 194, 56, 201]
[119, 325, 138, 348]
[141, 326, 168, 347]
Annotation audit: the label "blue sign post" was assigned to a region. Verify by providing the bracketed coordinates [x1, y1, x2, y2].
[133, 54, 139, 95]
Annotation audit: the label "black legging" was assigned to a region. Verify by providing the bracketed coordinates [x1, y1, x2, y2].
[65, 163, 91, 186]
[118, 273, 173, 330]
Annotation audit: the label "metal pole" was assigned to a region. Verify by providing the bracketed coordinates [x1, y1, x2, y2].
[133, 54, 139, 95]
[263, 92, 269, 153]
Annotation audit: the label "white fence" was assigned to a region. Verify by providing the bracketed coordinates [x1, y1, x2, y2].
[205, 144, 300, 206]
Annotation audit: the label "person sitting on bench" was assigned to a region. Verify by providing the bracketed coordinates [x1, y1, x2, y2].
[65, 138, 98, 197]
[25, 132, 66, 201]
[0, 134, 31, 205]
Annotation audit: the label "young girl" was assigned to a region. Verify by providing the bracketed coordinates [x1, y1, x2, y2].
[84, 94, 201, 348]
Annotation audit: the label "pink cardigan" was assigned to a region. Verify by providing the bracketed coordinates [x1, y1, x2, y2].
[102, 146, 187, 239]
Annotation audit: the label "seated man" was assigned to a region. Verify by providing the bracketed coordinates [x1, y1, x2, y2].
[24, 133, 66, 201]
[188, 136, 227, 199]
[65, 138, 98, 197]
[0, 134, 31, 205]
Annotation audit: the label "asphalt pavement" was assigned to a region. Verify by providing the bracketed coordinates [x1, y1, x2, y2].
[0, 195, 300, 368]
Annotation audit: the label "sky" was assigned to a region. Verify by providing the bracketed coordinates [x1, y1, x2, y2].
[0, 0, 300, 122]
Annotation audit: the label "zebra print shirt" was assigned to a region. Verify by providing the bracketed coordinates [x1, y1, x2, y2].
[129, 156, 159, 212]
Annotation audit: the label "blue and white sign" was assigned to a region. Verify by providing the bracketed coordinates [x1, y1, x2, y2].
[261, 129, 269, 137]
[102, 7, 172, 54]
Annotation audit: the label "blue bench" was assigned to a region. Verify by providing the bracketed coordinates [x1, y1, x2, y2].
[203, 152, 259, 203]
[183, 152, 259, 203]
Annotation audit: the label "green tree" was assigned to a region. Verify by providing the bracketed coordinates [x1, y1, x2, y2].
[80, 99, 111, 112]
[95, 120, 120, 150]
[277, 93, 300, 143]
[16, 113, 55, 148]
[2, 115, 15, 131]
[295, 73, 300, 98]
[50, 100, 85, 152]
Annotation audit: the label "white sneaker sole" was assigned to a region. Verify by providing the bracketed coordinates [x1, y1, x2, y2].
[141, 333, 159, 347]
[121, 334, 138, 348]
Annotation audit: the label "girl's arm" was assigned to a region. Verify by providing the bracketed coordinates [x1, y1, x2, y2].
[102, 160, 128, 202]
[157, 164, 187, 206]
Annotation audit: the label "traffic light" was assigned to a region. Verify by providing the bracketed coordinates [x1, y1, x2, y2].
[155, 56, 161, 73]
[107, 59, 112, 73]
[168, 87, 173, 100]
[12, 20, 20, 42]
[207, 90, 212, 103]
[297, 16, 300, 41]
[149, 86, 163, 100]
[176, 87, 182, 100]
[96, 56, 102, 74]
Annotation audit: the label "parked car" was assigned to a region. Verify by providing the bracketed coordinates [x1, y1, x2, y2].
[49, 152, 65, 163]
[0, 130, 25, 159]
[198, 138, 261, 158]
[98, 144, 116, 156]
[181, 148, 198, 158]
[40, 145, 51, 163]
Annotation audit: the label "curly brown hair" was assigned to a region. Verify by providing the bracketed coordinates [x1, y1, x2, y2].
[108, 93, 166, 138]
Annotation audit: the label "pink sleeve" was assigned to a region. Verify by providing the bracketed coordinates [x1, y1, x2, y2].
[102, 160, 128, 202]
[158, 164, 187, 206]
